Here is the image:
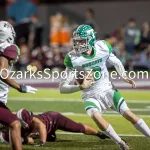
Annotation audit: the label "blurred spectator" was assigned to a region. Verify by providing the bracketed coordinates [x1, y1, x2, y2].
[30, 45, 65, 71]
[7, 0, 37, 23]
[50, 13, 71, 46]
[145, 44, 150, 69]
[113, 40, 132, 69]
[15, 21, 31, 45]
[7, 17, 16, 26]
[140, 22, 150, 49]
[7, 9, 150, 72]
[133, 51, 148, 70]
[85, 8, 99, 33]
[15, 38, 30, 71]
[104, 34, 118, 47]
[31, 46, 47, 70]
[30, 60, 43, 71]
[112, 25, 125, 41]
[50, 46, 65, 71]
[28, 14, 43, 50]
[123, 18, 141, 55]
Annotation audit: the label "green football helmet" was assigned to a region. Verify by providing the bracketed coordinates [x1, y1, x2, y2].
[73, 24, 96, 53]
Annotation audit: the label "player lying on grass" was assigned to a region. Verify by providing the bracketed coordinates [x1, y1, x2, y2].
[0, 21, 37, 150]
[0, 108, 109, 146]
[59, 24, 150, 150]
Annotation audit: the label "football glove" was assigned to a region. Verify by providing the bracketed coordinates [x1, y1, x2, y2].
[19, 85, 37, 94]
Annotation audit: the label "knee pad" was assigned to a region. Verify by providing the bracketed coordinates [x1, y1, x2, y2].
[86, 107, 100, 117]
[84, 99, 101, 117]
[119, 101, 129, 115]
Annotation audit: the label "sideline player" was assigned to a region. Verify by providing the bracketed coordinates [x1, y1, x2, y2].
[59, 24, 150, 150]
[0, 108, 109, 145]
[0, 21, 37, 150]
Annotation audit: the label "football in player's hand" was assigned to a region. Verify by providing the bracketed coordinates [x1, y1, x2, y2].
[75, 71, 85, 85]
[75, 67, 94, 85]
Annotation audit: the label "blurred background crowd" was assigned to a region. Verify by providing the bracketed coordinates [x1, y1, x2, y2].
[0, 0, 150, 72]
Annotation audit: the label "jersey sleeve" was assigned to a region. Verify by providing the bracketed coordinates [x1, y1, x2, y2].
[94, 40, 112, 55]
[59, 67, 81, 94]
[0, 44, 20, 60]
[64, 54, 73, 68]
[107, 53, 127, 79]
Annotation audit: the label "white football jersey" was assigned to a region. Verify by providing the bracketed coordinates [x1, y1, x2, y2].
[0, 42, 18, 104]
[64, 40, 115, 98]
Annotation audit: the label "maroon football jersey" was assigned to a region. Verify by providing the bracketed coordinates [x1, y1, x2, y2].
[17, 109, 59, 135]
[17, 109, 85, 141]
[34, 111, 60, 134]
[1, 109, 85, 144]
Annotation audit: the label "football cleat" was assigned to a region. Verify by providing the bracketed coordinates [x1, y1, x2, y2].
[97, 131, 110, 140]
[118, 139, 129, 150]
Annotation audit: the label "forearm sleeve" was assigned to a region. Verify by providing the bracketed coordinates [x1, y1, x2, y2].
[59, 68, 81, 94]
[107, 53, 127, 79]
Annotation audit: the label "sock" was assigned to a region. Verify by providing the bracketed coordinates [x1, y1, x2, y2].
[133, 119, 150, 138]
[103, 124, 121, 144]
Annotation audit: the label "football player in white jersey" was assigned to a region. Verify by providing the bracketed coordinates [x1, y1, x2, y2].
[0, 21, 37, 150]
[59, 25, 150, 150]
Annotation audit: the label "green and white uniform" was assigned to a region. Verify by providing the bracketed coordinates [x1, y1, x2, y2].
[60, 40, 129, 116]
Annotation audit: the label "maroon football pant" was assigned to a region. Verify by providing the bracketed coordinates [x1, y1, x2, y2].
[0, 102, 18, 126]
[47, 113, 85, 142]
[56, 113, 85, 133]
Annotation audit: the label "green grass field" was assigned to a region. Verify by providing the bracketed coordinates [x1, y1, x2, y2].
[1, 89, 150, 150]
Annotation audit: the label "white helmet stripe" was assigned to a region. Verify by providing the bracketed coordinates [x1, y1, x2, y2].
[16, 108, 28, 128]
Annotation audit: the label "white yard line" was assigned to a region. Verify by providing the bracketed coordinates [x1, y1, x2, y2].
[119, 134, 144, 137]
[9, 98, 150, 112]
[61, 113, 150, 117]
[13, 111, 150, 118]
[8, 97, 150, 103]
[125, 100, 150, 104]
[8, 97, 82, 101]
[56, 132, 144, 137]
[127, 108, 150, 111]
[103, 114, 150, 117]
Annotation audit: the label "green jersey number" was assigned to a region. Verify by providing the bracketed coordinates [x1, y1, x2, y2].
[92, 66, 101, 81]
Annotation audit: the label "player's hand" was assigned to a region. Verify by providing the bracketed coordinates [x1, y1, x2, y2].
[19, 85, 38, 93]
[27, 137, 34, 145]
[79, 74, 94, 90]
[35, 141, 45, 146]
[124, 78, 136, 88]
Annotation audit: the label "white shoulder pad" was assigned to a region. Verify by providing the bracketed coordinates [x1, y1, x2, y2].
[94, 40, 109, 53]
